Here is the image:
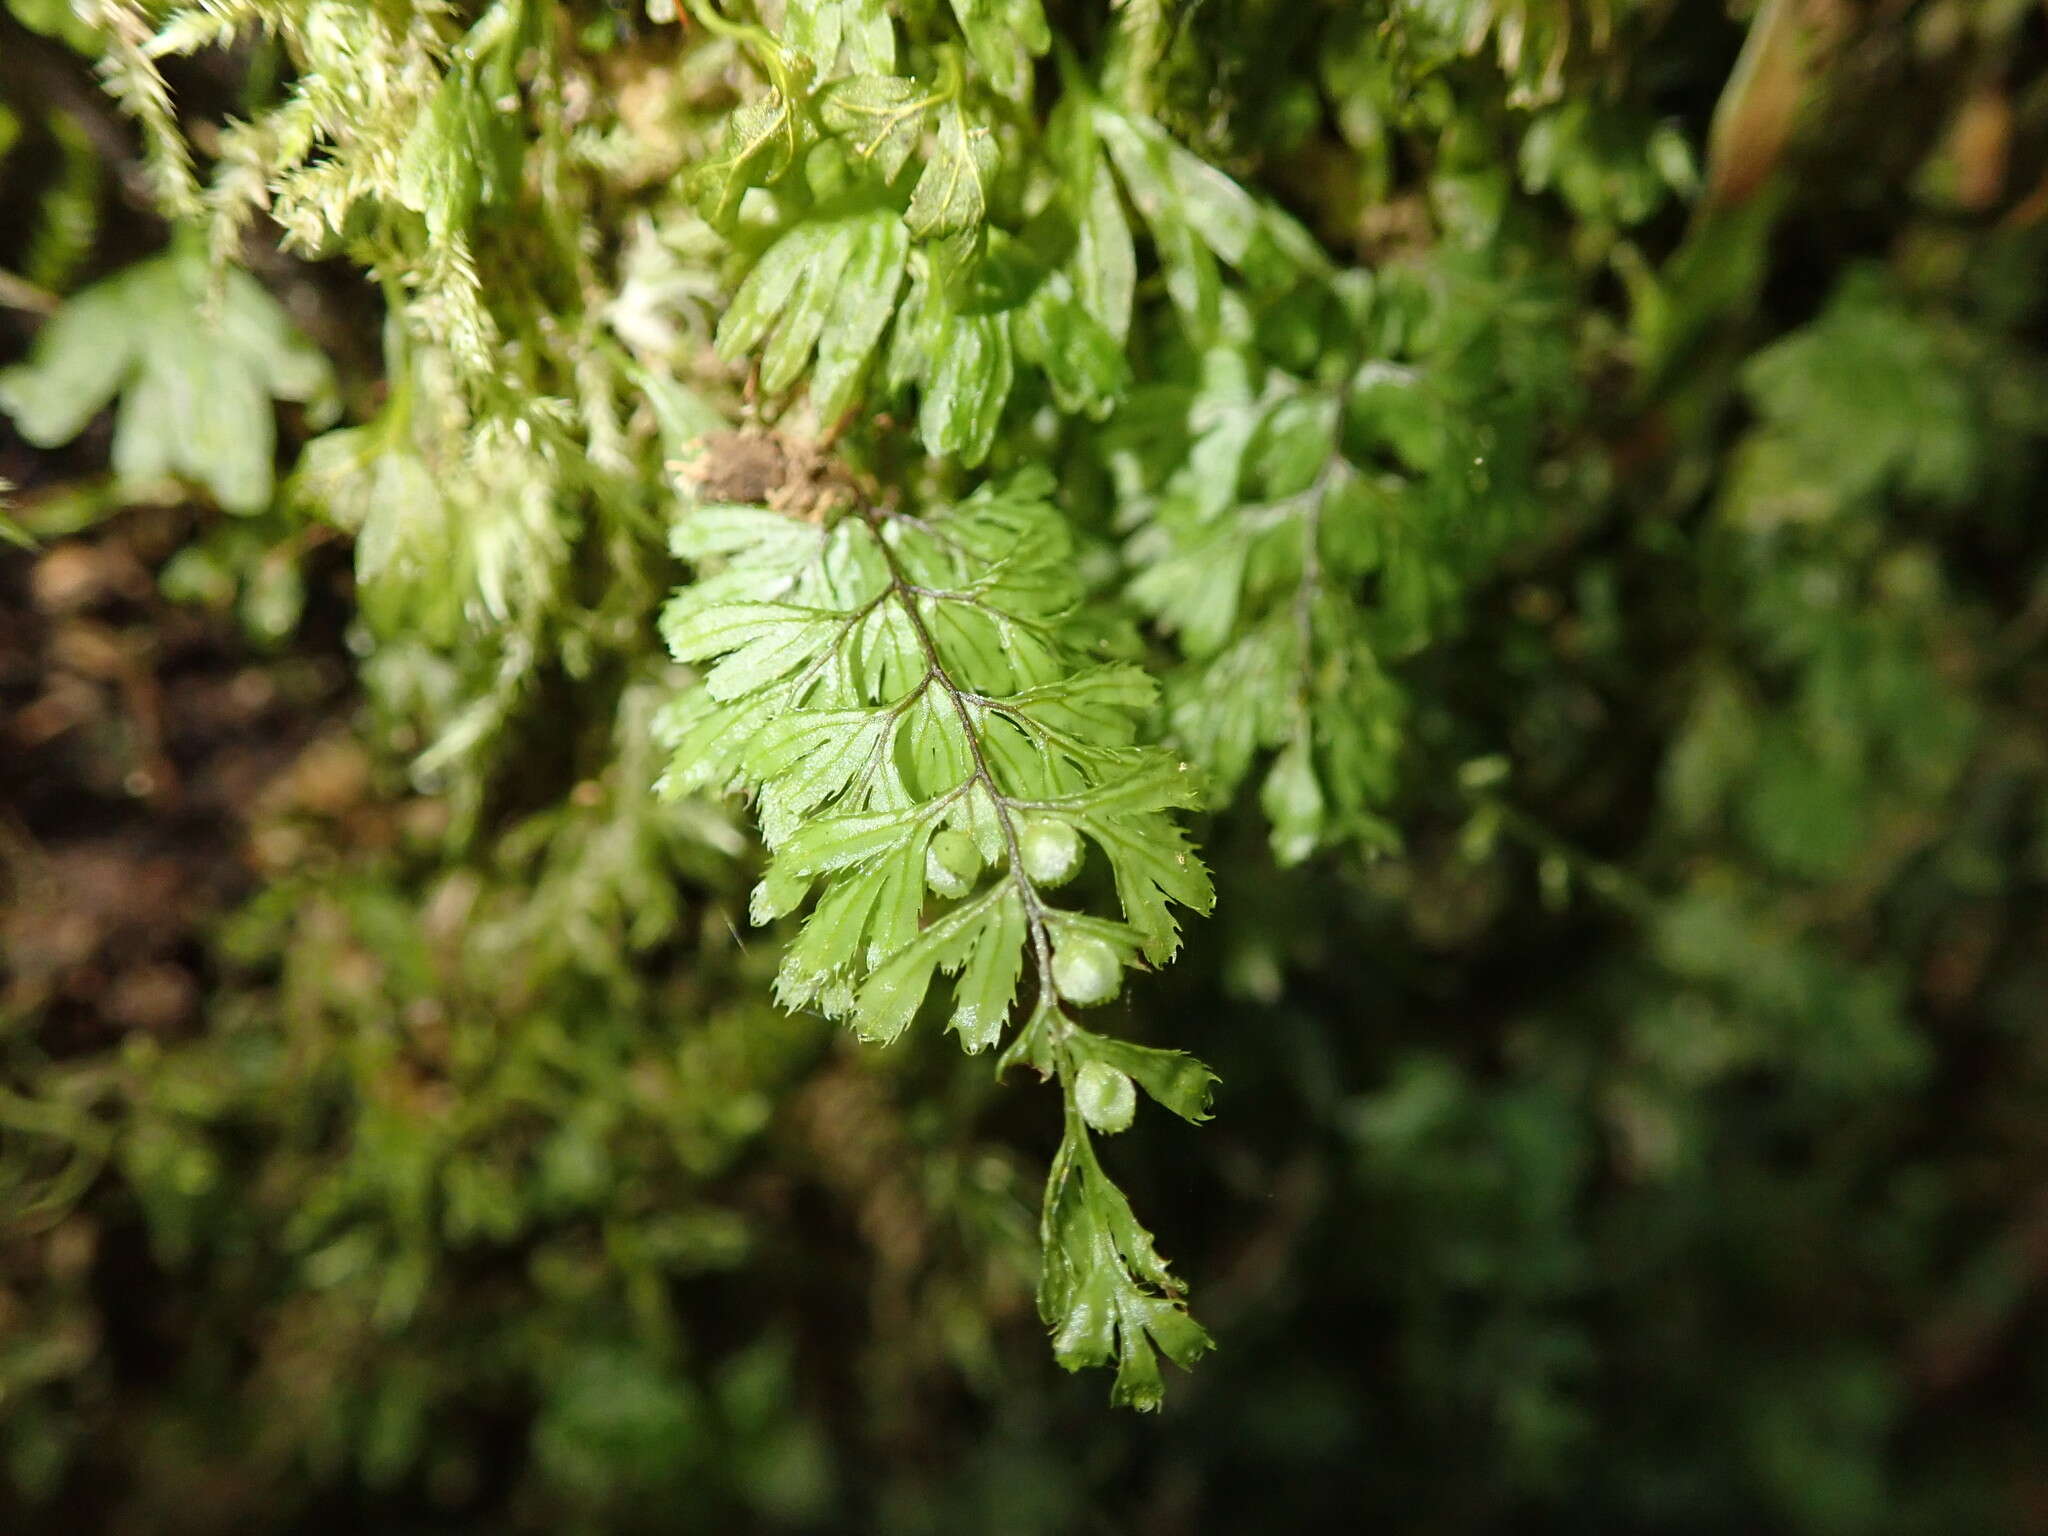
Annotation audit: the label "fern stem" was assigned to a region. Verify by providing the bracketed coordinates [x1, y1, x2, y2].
[859, 509, 1072, 1051]
[680, 0, 797, 99]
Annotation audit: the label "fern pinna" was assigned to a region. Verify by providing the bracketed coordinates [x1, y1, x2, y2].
[659, 468, 1214, 1406]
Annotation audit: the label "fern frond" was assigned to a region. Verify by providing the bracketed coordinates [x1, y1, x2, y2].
[661, 468, 1216, 1405]
[1113, 249, 1577, 861]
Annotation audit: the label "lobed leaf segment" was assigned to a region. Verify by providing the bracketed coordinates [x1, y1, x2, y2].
[659, 472, 1215, 1406]
[0, 245, 337, 514]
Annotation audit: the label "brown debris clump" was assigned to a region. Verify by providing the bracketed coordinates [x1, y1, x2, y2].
[672, 429, 864, 524]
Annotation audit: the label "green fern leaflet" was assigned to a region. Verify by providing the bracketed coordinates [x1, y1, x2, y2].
[659, 468, 1216, 1405]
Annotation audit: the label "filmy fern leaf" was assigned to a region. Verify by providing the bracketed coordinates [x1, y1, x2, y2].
[660, 468, 1216, 1405]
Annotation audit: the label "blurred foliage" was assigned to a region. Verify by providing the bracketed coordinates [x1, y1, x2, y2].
[3, 0, 2048, 1530]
